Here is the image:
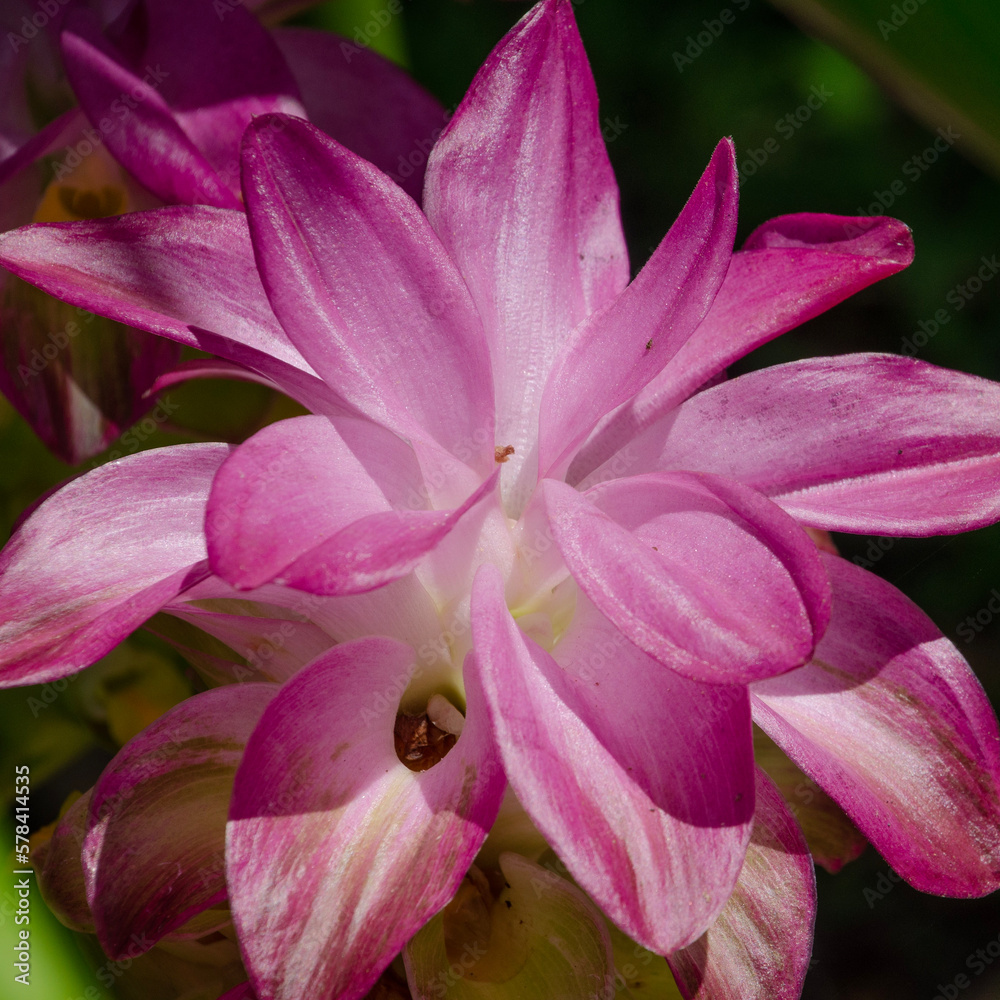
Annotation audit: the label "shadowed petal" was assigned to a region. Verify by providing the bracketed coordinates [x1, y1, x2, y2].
[220, 986, 257, 1000]
[274, 28, 447, 203]
[541, 473, 830, 684]
[61, 18, 241, 209]
[158, 606, 333, 683]
[636, 354, 1000, 535]
[753, 554, 1000, 896]
[667, 769, 816, 1000]
[539, 139, 737, 479]
[472, 566, 754, 955]
[62, 0, 303, 207]
[241, 114, 495, 472]
[137, 0, 304, 185]
[0, 207, 341, 412]
[228, 638, 505, 1000]
[0, 270, 182, 464]
[0, 108, 85, 190]
[83, 684, 278, 958]
[35, 790, 94, 933]
[424, 0, 629, 505]
[0, 443, 228, 687]
[754, 728, 866, 874]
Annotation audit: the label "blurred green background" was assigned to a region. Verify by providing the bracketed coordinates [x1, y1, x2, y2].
[4, 0, 1000, 996]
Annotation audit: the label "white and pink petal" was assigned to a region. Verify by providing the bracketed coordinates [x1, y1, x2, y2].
[241, 115, 495, 474]
[630, 354, 1000, 535]
[539, 139, 737, 480]
[472, 565, 754, 955]
[83, 683, 278, 958]
[541, 473, 829, 684]
[227, 638, 505, 1000]
[424, 0, 629, 506]
[667, 769, 816, 1000]
[753, 554, 1000, 896]
[0, 443, 227, 687]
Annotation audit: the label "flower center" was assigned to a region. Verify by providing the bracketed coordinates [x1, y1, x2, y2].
[394, 693, 465, 772]
[31, 145, 134, 224]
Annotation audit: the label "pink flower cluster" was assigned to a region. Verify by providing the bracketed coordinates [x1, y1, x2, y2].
[1, 1, 999, 999]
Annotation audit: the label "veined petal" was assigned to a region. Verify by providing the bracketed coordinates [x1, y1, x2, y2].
[667, 769, 816, 1000]
[472, 566, 754, 955]
[278, 469, 500, 597]
[241, 114, 495, 472]
[753, 554, 1000, 896]
[424, 0, 629, 506]
[571, 214, 914, 479]
[227, 638, 505, 1000]
[83, 684, 278, 958]
[207, 414, 499, 595]
[274, 28, 447, 203]
[0, 207, 340, 412]
[634, 354, 1000, 534]
[541, 473, 830, 684]
[539, 139, 737, 480]
[0, 443, 228, 687]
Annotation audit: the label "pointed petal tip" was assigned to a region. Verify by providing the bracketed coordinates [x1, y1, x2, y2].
[744, 212, 914, 267]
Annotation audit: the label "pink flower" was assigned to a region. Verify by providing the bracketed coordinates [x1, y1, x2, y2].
[2, 2, 1000, 997]
[0, 0, 444, 462]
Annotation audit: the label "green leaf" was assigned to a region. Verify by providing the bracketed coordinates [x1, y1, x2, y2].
[767, 0, 1000, 176]
[405, 853, 614, 1000]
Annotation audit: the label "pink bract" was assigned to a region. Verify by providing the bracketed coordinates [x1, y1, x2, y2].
[0, 0, 445, 462]
[1, 2, 1000, 998]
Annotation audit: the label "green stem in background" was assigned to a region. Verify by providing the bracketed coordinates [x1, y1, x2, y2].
[767, 0, 1000, 179]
